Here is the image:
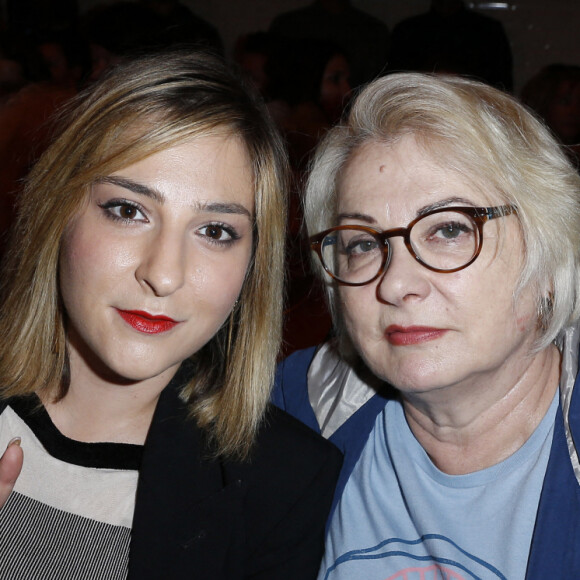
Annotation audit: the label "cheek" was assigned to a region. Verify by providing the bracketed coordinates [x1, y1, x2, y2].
[59, 229, 89, 297]
[59, 224, 129, 316]
[62, 218, 140, 278]
[339, 288, 375, 339]
[188, 250, 251, 311]
[59, 238, 97, 326]
[513, 291, 538, 335]
[516, 314, 533, 334]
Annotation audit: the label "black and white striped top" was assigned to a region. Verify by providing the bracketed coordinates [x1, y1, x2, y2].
[0, 397, 142, 579]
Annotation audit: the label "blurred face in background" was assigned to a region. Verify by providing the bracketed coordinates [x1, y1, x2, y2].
[320, 53, 351, 123]
[545, 80, 580, 145]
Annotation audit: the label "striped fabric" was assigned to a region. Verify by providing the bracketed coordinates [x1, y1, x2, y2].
[0, 492, 130, 579]
[0, 399, 142, 579]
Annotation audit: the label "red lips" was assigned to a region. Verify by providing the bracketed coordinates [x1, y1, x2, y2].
[117, 310, 179, 334]
[385, 325, 447, 346]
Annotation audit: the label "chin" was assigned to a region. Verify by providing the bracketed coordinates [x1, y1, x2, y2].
[364, 353, 448, 393]
[115, 360, 182, 383]
[87, 350, 183, 385]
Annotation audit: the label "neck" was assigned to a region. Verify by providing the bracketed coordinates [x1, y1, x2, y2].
[40, 348, 177, 445]
[403, 343, 561, 474]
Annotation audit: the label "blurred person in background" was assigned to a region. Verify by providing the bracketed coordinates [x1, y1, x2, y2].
[521, 63, 580, 165]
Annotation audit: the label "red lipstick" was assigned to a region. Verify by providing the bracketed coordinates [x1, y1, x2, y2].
[385, 325, 447, 346]
[117, 310, 179, 334]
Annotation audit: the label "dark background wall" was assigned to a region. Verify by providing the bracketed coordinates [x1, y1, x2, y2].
[73, 0, 579, 93]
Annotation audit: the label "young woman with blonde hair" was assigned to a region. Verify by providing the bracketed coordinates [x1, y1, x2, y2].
[0, 49, 341, 579]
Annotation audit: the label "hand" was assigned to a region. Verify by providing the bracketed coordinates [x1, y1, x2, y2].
[0, 437, 23, 509]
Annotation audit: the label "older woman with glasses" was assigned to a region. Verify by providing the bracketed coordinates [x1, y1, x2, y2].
[274, 72, 580, 579]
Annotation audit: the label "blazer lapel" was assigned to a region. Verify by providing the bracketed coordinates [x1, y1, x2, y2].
[128, 374, 246, 579]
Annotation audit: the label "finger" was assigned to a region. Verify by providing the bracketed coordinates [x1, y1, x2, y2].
[0, 437, 23, 507]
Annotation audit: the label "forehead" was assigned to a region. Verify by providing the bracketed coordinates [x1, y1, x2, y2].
[106, 119, 253, 170]
[336, 135, 497, 221]
[121, 133, 249, 172]
[71, 133, 255, 220]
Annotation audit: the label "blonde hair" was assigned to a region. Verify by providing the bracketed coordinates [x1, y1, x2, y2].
[305, 72, 580, 351]
[0, 50, 288, 459]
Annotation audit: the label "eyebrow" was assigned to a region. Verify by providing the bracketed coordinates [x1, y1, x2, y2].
[203, 202, 253, 218]
[416, 196, 477, 216]
[98, 176, 164, 202]
[337, 196, 477, 225]
[337, 212, 376, 225]
[96, 175, 253, 218]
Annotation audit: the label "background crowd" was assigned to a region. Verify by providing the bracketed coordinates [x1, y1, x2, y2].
[1, 0, 579, 355]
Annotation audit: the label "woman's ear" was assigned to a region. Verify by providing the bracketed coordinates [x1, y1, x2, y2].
[537, 291, 554, 332]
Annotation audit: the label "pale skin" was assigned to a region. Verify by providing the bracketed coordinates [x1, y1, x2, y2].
[337, 135, 560, 475]
[0, 133, 255, 505]
[0, 440, 22, 506]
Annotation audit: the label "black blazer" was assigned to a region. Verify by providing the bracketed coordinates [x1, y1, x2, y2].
[128, 374, 343, 579]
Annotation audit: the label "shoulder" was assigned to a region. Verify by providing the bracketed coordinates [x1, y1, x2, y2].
[239, 404, 342, 484]
[224, 405, 342, 576]
[237, 404, 343, 512]
[230, 403, 343, 503]
[264, 403, 340, 455]
[274, 346, 316, 390]
[272, 347, 319, 431]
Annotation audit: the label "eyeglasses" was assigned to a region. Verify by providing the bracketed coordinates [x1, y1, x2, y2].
[310, 205, 517, 286]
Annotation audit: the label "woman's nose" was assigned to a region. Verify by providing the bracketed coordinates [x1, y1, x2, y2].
[376, 238, 430, 305]
[135, 231, 186, 297]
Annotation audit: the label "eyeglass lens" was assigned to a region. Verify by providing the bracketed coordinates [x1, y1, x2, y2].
[320, 210, 482, 284]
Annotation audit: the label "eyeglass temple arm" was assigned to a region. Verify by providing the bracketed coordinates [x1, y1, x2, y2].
[486, 205, 517, 220]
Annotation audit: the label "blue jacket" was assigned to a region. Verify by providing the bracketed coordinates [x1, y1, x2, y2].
[273, 346, 580, 579]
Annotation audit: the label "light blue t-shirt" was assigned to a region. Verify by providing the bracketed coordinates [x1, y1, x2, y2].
[319, 391, 558, 580]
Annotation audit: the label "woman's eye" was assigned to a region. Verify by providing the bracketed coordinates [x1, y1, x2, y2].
[433, 221, 471, 240]
[199, 224, 238, 243]
[345, 238, 379, 255]
[100, 201, 147, 222]
[115, 204, 145, 220]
